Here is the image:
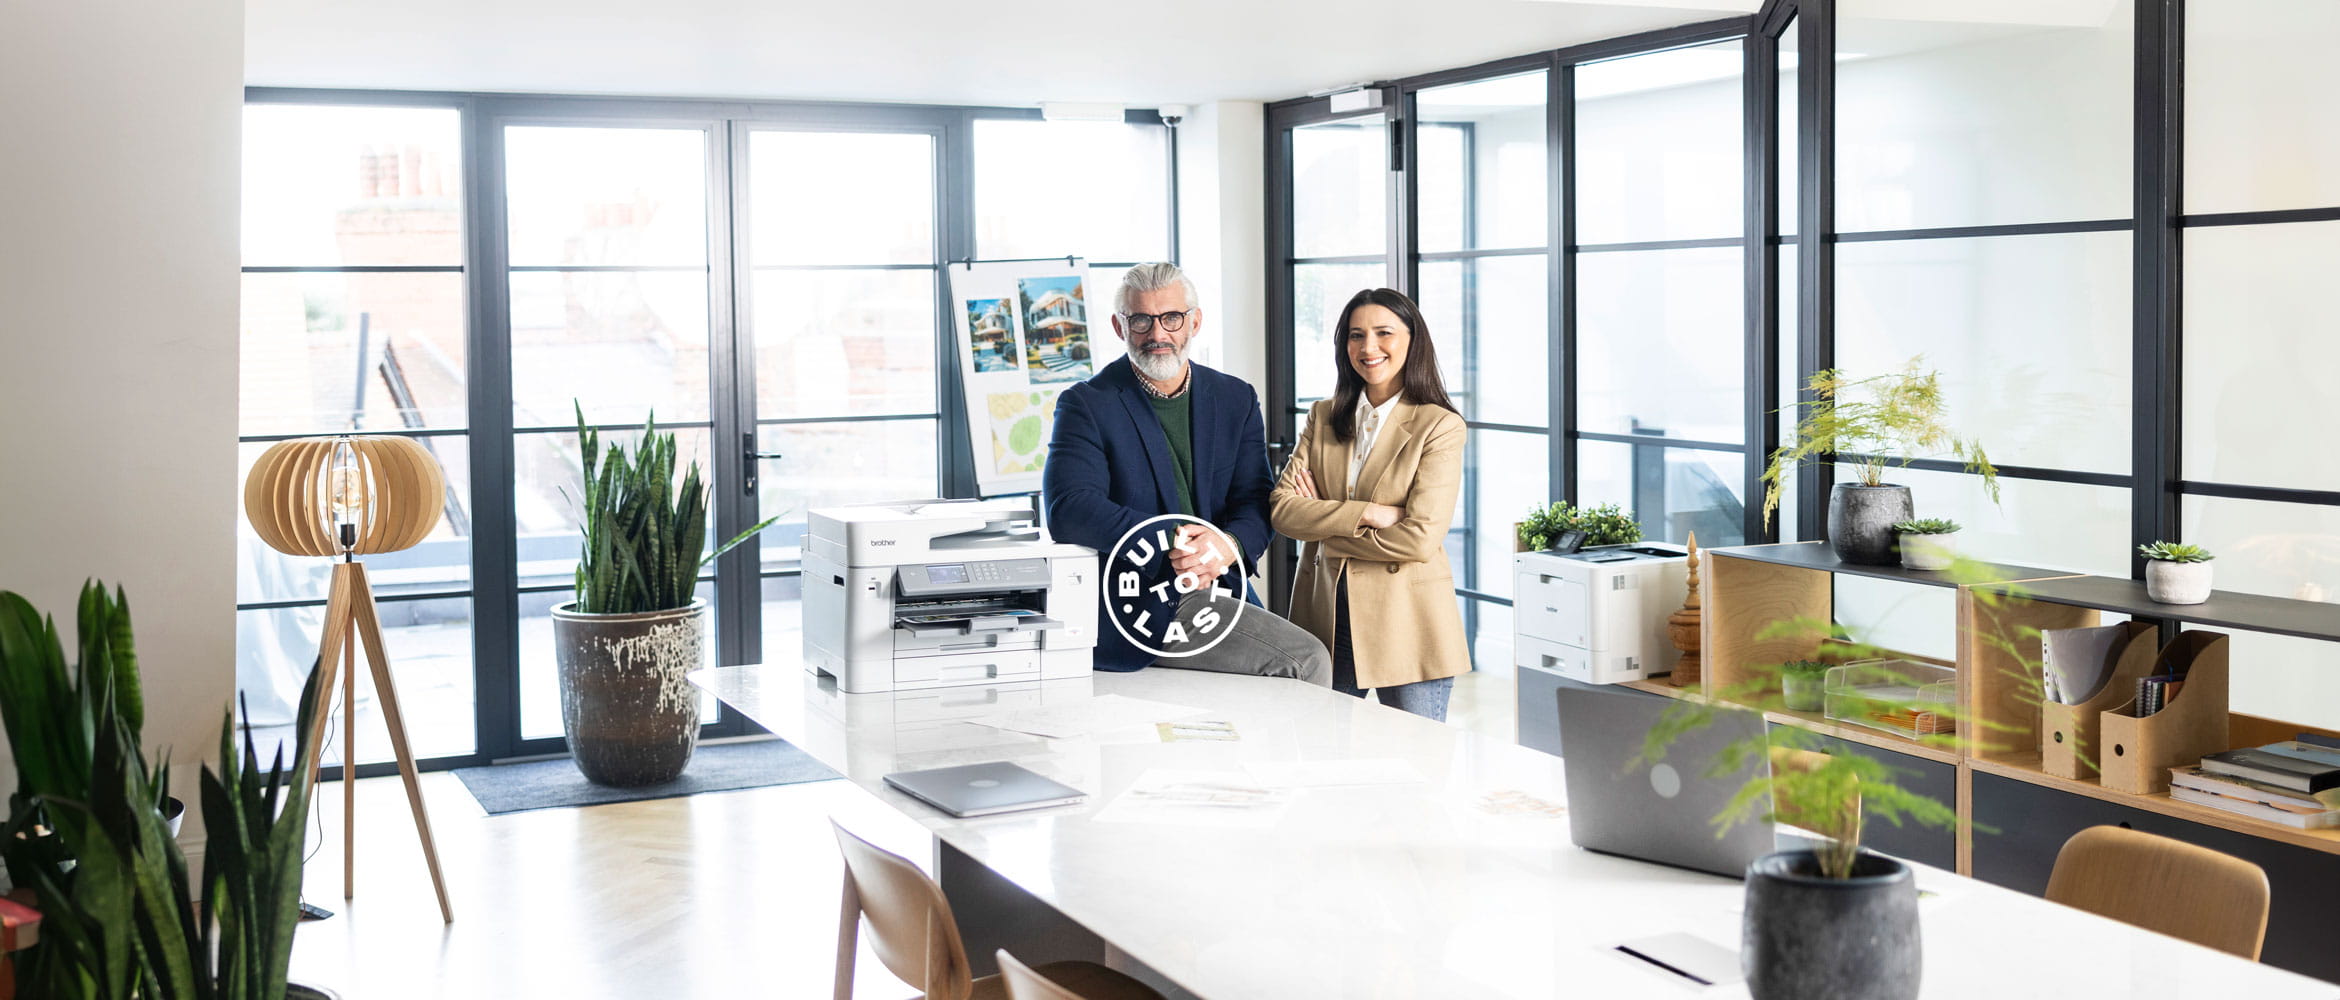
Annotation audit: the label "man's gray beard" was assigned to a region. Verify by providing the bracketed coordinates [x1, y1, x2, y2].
[1129, 343, 1187, 384]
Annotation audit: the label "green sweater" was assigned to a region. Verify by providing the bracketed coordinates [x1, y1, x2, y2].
[1147, 390, 1196, 516]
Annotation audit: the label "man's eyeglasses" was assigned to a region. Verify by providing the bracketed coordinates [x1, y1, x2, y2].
[1121, 309, 1192, 334]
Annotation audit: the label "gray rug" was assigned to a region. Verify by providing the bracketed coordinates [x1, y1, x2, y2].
[452, 739, 839, 815]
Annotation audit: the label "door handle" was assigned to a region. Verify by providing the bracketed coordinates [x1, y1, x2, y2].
[743, 432, 784, 495]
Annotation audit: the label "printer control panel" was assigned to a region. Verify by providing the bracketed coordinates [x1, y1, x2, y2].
[898, 558, 1050, 597]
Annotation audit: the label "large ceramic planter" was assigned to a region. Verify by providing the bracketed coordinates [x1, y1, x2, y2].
[1828, 485, 1914, 566]
[2145, 560, 2213, 605]
[552, 599, 705, 786]
[1897, 531, 1958, 572]
[1743, 850, 1920, 1000]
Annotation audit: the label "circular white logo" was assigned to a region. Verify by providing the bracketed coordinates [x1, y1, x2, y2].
[1649, 763, 1683, 799]
[1103, 514, 1249, 659]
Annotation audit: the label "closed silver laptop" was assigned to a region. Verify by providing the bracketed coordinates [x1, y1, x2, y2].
[1557, 683, 1777, 878]
[882, 761, 1087, 818]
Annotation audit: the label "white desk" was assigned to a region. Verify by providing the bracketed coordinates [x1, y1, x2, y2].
[694, 665, 2335, 999]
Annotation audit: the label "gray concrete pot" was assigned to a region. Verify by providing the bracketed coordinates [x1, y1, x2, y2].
[1743, 849, 1920, 1000]
[1828, 484, 1914, 566]
[2145, 560, 2213, 605]
[1897, 531, 1958, 572]
[551, 599, 705, 787]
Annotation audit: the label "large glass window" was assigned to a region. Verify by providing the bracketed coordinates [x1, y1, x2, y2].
[237, 103, 474, 768]
[1416, 71, 1550, 668]
[1834, 0, 2133, 232]
[1575, 40, 1747, 547]
[241, 95, 1173, 769]
[2179, 0, 2340, 728]
[974, 119, 1170, 262]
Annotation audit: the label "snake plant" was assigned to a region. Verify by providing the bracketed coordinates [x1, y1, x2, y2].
[0, 584, 324, 999]
[571, 403, 775, 614]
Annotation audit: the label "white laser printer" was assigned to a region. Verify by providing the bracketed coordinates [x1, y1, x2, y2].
[1513, 543, 1690, 685]
[803, 497, 1098, 692]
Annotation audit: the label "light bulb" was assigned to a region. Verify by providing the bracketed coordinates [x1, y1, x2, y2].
[328, 440, 364, 551]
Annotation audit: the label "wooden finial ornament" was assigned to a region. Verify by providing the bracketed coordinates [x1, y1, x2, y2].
[1668, 532, 1703, 689]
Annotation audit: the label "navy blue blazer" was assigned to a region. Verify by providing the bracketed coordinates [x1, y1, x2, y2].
[1043, 356, 1274, 671]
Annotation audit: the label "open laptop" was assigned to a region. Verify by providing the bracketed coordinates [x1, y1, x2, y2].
[882, 761, 1087, 818]
[1557, 684, 1777, 878]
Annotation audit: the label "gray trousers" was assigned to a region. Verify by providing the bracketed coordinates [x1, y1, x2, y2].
[1151, 590, 1332, 686]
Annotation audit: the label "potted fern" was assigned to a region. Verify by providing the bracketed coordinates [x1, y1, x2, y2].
[2138, 541, 2214, 605]
[1641, 653, 1962, 1000]
[1761, 359, 1998, 566]
[555, 405, 772, 786]
[1891, 518, 1962, 572]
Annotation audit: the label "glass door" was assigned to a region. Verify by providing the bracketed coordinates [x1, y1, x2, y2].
[736, 127, 947, 664]
[499, 121, 739, 748]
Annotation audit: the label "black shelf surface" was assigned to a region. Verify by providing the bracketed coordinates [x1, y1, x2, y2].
[1705, 541, 2080, 590]
[1990, 574, 2340, 644]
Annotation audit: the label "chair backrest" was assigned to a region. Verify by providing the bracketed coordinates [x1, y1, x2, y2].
[996, 949, 1086, 1000]
[2045, 824, 2270, 960]
[833, 820, 974, 1000]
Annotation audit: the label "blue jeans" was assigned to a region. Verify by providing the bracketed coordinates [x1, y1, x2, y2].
[1329, 578, 1454, 721]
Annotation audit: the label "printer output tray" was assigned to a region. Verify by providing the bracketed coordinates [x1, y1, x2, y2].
[895, 609, 1064, 637]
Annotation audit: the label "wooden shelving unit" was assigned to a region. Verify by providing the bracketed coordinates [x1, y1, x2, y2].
[1689, 541, 2340, 876]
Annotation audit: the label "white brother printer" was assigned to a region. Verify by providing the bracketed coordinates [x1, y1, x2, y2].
[803, 497, 1098, 692]
[1513, 544, 1689, 685]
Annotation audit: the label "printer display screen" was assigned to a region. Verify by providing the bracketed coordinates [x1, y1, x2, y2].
[927, 564, 969, 584]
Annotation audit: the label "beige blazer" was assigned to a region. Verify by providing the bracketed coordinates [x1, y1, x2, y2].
[1270, 396, 1470, 690]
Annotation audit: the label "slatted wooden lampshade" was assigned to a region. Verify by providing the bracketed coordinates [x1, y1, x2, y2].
[244, 436, 443, 557]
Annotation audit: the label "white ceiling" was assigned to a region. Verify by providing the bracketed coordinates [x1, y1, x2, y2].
[243, 0, 1752, 108]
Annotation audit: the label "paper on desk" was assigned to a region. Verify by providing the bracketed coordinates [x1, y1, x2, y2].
[967, 694, 1209, 739]
[1243, 758, 1425, 789]
[1090, 769, 1290, 828]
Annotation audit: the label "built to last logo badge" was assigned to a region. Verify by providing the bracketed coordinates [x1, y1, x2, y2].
[1104, 514, 1247, 659]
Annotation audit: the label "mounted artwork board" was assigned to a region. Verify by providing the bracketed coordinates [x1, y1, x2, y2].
[949, 258, 1100, 496]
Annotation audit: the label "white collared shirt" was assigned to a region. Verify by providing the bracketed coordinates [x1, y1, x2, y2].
[1347, 391, 1402, 496]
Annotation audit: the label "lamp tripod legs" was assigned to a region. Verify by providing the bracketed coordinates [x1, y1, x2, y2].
[343, 624, 356, 901]
[311, 562, 455, 924]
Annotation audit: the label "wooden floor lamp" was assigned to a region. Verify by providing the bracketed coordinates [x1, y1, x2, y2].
[244, 435, 454, 923]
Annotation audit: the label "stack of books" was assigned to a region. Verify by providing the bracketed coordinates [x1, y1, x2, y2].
[2169, 740, 2340, 829]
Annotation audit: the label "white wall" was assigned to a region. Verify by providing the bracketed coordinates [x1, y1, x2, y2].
[1176, 102, 1268, 400]
[0, 0, 244, 848]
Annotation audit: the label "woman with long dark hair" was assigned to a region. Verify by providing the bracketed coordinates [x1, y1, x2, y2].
[1269, 288, 1470, 719]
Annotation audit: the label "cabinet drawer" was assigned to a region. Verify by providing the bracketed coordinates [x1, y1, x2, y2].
[1972, 772, 2340, 983]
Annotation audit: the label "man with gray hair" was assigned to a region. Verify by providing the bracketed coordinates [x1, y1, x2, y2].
[1043, 262, 1332, 683]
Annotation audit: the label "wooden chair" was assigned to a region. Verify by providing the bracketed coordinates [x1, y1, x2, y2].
[2045, 825, 2270, 960]
[996, 949, 1164, 1000]
[830, 821, 1160, 1000]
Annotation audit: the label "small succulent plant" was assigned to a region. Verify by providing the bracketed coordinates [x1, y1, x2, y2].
[2137, 541, 2213, 563]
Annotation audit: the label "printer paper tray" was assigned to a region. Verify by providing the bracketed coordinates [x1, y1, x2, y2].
[896, 614, 1063, 637]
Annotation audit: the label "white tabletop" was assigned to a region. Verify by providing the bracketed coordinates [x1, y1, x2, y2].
[694, 665, 2336, 999]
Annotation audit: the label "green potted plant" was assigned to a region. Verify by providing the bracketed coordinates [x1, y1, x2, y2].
[555, 405, 773, 786]
[1891, 518, 1962, 572]
[0, 583, 185, 885]
[1780, 660, 1829, 712]
[1515, 501, 1644, 552]
[1761, 358, 1999, 566]
[0, 584, 329, 1000]
[2138, 541, 2214, 605]
[1640, 646, 1965, 1000]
